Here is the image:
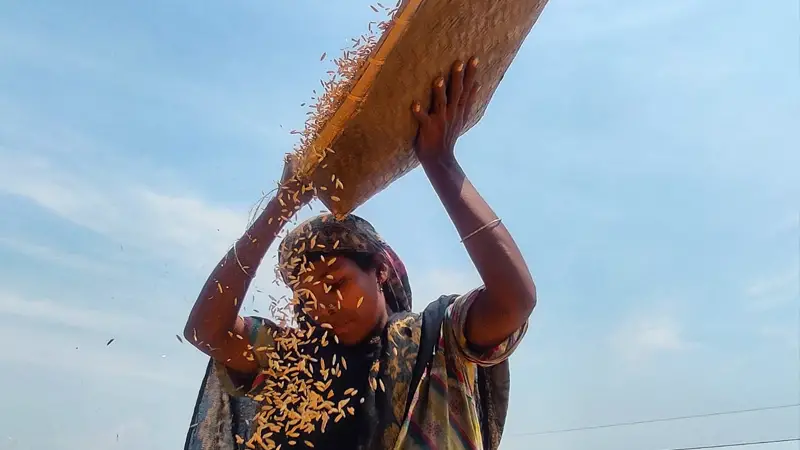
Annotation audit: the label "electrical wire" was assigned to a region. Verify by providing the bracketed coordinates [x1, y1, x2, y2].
[514, 403, 800, 436]
[657, 437, 800, 450]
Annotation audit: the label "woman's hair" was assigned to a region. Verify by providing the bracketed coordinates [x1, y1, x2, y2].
[278, 213, 412, 314]
[304, 250, 378, 273]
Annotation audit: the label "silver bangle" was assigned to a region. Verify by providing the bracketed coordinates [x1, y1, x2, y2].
[460, 218, 502, 243]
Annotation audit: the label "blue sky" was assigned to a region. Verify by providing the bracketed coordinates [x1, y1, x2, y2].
[0, 0, 798, 449]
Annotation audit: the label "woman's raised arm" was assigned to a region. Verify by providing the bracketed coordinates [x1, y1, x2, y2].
[183, 156, 313, 374]
[413, 58, 537, 349]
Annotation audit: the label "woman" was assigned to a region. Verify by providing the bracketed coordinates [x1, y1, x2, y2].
[183, 57, 536, 450]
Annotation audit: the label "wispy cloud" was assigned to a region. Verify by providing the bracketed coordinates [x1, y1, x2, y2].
[745, 266, 799, 312]
[0, 322, 194, 388]
[0, 290, 156, 334]
[0, 237, 120, 274]
[0, 148, 247, 265]
[610, 309, 689, 362]
[0, 289, 200, 391]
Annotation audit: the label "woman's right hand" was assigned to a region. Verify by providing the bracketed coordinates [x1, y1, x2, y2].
[277, 153, 315, 209]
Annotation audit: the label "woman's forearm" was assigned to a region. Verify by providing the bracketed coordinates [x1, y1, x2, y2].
[184, 194, 295, 346]
[422, 156, 536, 347]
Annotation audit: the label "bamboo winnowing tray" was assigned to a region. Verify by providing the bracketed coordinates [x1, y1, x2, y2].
[296, 0, 550, 215]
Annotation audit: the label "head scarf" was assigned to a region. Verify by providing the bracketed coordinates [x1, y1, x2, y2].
[277, 213, 412, 314]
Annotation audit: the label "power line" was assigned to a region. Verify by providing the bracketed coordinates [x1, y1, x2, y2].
[514, 403, 800, 436]
[658, 437, 800, 450]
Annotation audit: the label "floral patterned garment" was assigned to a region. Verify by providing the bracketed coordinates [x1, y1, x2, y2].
[212, 287, 527, 450]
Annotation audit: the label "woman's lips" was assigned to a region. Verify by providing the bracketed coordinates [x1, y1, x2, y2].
[329, 318, 356, 336]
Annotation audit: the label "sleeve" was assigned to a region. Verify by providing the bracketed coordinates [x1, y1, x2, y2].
[213, 316, 275, 397]
[444, 286, 528, 367]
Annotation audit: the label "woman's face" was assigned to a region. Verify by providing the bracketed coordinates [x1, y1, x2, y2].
[295, 254, 388, 345]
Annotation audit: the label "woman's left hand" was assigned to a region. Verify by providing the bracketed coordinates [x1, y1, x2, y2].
[412, 57, 481, 165]
[278, 153, 315, 208]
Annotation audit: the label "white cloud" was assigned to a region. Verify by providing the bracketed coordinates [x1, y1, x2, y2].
[0, 321, 195, 388]
[0, 289, 203, 393]
[0, 290, 156, 334]
[610, 310, 688, 362]
[0, 147, 248, 265]
[0, 237, 120, 274]
[745, 267, 798, 312]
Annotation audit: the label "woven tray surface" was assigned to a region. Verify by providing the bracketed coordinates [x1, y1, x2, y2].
[303, 0, 549, 215]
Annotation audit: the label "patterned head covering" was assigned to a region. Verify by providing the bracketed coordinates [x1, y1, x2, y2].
[278, 214, 412, 313]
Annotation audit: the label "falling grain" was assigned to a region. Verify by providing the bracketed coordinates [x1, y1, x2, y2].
[251, 8, 397, 437]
